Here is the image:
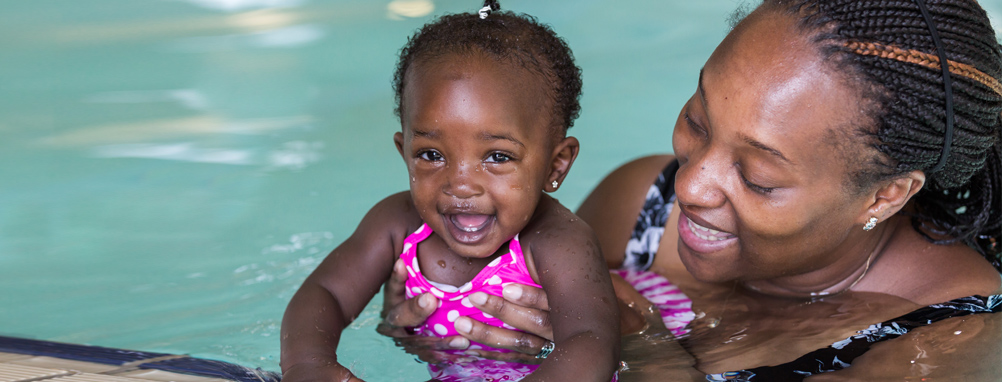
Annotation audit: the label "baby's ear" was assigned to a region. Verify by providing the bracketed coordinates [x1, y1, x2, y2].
[393, 131, 405, 158]
[545, 136, 580, 193]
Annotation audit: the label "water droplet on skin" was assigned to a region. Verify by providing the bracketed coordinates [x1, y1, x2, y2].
[437, 260, 446, 268]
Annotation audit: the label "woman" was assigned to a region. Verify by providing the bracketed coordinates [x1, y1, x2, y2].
[379, 0, 1002, 379]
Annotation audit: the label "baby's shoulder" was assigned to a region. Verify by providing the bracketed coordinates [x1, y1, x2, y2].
[355, 191, 425, 244]
[519, 196, 600, 259]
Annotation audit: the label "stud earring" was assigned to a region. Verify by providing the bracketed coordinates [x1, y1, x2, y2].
[863, 217, 878, 231]
[551, 180, 559, 189]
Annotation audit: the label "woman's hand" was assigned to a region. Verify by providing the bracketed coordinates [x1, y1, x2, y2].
[378, 259, 557, 364]
[449, 285, 554, 364]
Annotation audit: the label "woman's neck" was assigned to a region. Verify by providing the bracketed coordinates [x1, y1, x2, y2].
[741, 218, 897, 299]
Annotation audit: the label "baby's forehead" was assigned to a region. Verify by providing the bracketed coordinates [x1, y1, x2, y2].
[403, 53, 564, 135]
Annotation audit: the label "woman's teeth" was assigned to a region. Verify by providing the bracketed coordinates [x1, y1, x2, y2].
[688, 218, 731, 241]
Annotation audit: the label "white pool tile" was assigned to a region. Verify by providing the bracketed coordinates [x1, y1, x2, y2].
[7, 356, 120, 373]
[0, 363, 70, 382]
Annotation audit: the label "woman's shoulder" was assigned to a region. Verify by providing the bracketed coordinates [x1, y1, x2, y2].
[576, 154, 676, 267]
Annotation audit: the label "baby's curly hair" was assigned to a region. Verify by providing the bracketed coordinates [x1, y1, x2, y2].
[392, 3, 582, 135]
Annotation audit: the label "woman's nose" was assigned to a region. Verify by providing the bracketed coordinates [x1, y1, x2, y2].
[674, 151, 727, 210]
[443, 161, 484, 199]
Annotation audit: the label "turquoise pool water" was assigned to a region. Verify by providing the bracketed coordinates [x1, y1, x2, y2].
[2, 1, 1000, 380]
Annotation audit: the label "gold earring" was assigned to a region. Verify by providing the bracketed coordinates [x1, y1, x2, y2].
[863, 217, 878, 231]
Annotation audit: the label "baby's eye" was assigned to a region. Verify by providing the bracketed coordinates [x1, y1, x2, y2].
[418, 150, 443, 161]
[485, 152, 512, 163]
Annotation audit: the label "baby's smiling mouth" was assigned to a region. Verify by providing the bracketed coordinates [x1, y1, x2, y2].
[451, 214, 492, 232]
[445, 213, 495, 245]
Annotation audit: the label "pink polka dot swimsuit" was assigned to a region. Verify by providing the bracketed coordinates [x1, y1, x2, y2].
[401, 223, 542, 381]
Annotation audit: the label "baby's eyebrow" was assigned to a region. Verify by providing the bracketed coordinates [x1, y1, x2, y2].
[479, 132, 525, 148]
[411, 128, 437, 138]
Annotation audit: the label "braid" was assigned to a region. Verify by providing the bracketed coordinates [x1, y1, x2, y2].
[765, 0, 1002, 269]
[392, 6, 582, 134]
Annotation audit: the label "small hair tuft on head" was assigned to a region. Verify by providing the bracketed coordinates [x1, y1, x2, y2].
[479, 0, 501, 19]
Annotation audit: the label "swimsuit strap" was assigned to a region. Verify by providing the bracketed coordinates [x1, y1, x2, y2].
[709, 294, 1002, 381]
[622, 160, 680, 271]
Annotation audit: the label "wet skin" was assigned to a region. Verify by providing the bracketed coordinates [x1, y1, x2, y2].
[280, 51, 620, 382]
[394, 53, 559, 271]
[380, 6, 1001, 380]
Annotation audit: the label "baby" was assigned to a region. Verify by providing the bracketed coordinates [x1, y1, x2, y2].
[280, 3, 620, 382]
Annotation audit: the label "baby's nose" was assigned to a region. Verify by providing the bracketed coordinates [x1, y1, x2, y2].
[443, 161, 485, 198]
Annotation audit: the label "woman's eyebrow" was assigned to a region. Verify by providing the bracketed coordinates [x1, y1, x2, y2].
[740, 133, 793, 164]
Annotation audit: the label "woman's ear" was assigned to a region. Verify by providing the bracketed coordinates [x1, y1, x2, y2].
[857, 170, 926, 226]
[545, 136, 580, 193]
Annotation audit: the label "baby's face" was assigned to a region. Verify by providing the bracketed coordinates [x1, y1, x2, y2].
[396, 53, 557, 258]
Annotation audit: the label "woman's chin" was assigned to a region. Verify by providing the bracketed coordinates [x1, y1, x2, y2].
[677, 245, 737, 283]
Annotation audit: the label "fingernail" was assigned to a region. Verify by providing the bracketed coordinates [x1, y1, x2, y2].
[503, 284, 523, 300]
[394, 259, 405, 273]
[455, 317, 472, 334]
[449, 337, 469, 349]
[418, 294, 434, 309]
[470, 292, 487, 305]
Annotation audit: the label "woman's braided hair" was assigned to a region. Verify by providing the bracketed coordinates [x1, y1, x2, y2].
[763, 0, 1002, 269]
[392, 2, 583, 134]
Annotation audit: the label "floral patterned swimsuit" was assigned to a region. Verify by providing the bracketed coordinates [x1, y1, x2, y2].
[621, 160, 1002, 381]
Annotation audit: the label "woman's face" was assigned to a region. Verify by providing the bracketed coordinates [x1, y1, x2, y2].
[671, 9, 875, 285]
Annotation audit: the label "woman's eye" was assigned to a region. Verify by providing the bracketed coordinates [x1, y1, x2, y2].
[417, 150, 443, 161]
[486, 152, 512, 163]
[741, 174, 776, 194]
[684, 112, 708, 137]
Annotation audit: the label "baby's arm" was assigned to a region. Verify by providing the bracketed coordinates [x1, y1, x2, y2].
[523, 216, 621, 381]
[280, 192, 414, 382]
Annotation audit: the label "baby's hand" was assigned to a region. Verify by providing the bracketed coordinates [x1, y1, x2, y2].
[281, 361, 364, 382]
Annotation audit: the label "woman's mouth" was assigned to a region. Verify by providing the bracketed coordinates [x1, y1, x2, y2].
[677, 213, 737, 253]
[687, 218, 733, 241]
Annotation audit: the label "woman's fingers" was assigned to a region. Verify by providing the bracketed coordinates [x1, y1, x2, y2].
[390, 334, 471, 351]
[380, 259, 438, 329]
[453, 315, 551, 357]
[381, 259, 411, 317]
[469, 288, 554, 340]
[501, 283, 549, 310]
[380, 292, 438, 329]
[462, 348, 544, 365]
